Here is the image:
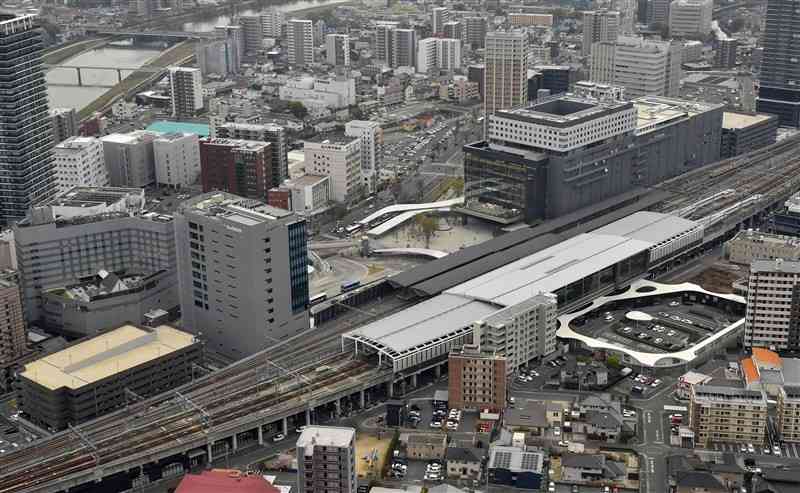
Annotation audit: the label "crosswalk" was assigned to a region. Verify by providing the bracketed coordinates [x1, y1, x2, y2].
[712, 441, 800, 458]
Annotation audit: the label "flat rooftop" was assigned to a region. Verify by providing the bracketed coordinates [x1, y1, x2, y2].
[202, 138, 269, 151]
[305, 132, 356, 146]
[751, 258, 800, 274]
[496, 95, 630, 127]
[48, 187, 144, 208]
[20, 325, 196, 391]
[634, 96, 722, 134]
[722, 111, 776, 130]
[592, 211, 701, 245]
[147, 120, 210, 137]
[297, 426, 355, 454]
[287, 174, 328, 187]
[182, 192, 294, 224]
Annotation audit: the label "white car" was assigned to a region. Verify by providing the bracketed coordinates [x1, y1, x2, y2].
[554, 427, 561, 437]
[774, 445, 782, 456]
[272, 433, 285, 442]
[669, 301, 680, 307]
[430, 421, 442, 428]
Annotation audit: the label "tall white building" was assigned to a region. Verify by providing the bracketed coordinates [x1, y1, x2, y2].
[484, 31, 529, 115]
[345, 120, 383, 192]
[54, 137, 109, 194]
[304, 136, 363, 204]
[214, 25, 243, 74]
[195, 39, 229, 77]
[101, 131, 158, 187]
[326, 33, 350, 67]
[582, 10, 620, 56]
[614, 0, 638, 34]
[432, 6, 449, 36]
[589, 36, 682, 98]
[168, 67, 203, 118]
[287, 19, 314, 67]
[375, 23, 398, 65]
[669, 0, 713, 37]
[261, 9, 285, 38]
[744, 259, 800, 351]
[297, 426, 357, 493]
[417, 37, 462, 73]
[279, 76, 356, 109]
[152, 132, 200, 188]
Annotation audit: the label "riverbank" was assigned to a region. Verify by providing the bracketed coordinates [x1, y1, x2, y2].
[43, 38, 108, 66]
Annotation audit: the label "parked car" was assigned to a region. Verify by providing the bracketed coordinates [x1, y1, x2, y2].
[272, 433, 285, 442]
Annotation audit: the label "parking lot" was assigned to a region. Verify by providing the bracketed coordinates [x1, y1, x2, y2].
[710, 441, 795, 457]
[406, 399, 478, 434]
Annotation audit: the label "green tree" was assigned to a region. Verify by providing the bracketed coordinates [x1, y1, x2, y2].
[287, 101, 308, 119]
[415, 214, 438, 248]
[607, 354, 621, 368]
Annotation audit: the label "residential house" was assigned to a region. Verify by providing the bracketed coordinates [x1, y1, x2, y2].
[407, 434, 447, 460]
[561, 453, 627, 483]
[446, 447, 486, 481]
[675, 471, 727, 493]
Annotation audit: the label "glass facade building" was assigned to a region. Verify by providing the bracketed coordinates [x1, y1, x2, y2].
[288, 219, 309, 314]
[757, 0, 800, 126]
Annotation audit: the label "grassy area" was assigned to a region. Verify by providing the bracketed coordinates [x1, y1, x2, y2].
[43, 38, 108, 65]
[78, 41, 196, 120]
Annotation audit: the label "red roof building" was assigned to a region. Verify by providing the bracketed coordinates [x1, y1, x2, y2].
[175, 469, 281, 493]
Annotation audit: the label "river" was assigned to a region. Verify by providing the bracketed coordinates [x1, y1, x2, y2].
[46, 0, 348, 111]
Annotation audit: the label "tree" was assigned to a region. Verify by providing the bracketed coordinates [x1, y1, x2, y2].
[287, 101, 308, 119]
[415, 214, 438, 249]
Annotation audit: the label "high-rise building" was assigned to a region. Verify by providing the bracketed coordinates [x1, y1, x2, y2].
[239, 15, 263, 53]
[582, 10, 620, 56]
[215, 122, 288, 188]
[168, 67, 204, 118]
[54, 137, 109, 194]
[720, 111, 779, 159]
[448, 344, 507, 412]
[195, 39, 229, 77]
[484, 31, 529, 115]
[345, 120, 382, 193]
[614, 0, 638, 34]
[304, 135, 363, 204]
[49, 108, 78, 145]
[0, 14, 57, 224]
[313, 19, 326, 46]
[326, 33, 350, 67]
[296, 426, 357, 493]
[690, 381, 767, 448]
[199, 138, 272, 202]
[432, 7, 449, 36]
[0, 279, 25, 367]
[287, 19, 314, 67]
[392, 28, 416, 68]
[214, 25, 243, 74]
[465, 17, 487, 49]
[375, 23, 398, 65]
[153, 132, 201, 188]
[174, 192, 309, 359]
[101, 131, 158, 187]
[757, 0, 800, 126]
[744, 259, 800, 351]
[417, 37, 462, 73]
[778, 386, 800, 442]
[443, 21, 463, 43]
[261, 9, 285, 38]
[715, 36, 738, 69]
[650, 0, 671, 25]
[468, 64, 485, 99]
[590, 36, 682, 98]
[668, 0, 712, 37]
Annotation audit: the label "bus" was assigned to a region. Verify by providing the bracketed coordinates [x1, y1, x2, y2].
[309, 292, 327, 306]
[664, 405, 688, 413]
[341, 280, 361, 292]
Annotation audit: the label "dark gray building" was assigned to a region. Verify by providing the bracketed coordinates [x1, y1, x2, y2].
[49, 108, 79, 145]
[533, 65, 574, 96]
[720, 111, 778, 158]
[0, 14, 57, 224]
[757, 0, 800, 126]
[215, 122, 289, 188]
[174, 192, 309, 359]
[464, 17, 487, 49]
[468, 64, 485, 100]
[463, 95, 723, 224]
[715, 37, 738, 69]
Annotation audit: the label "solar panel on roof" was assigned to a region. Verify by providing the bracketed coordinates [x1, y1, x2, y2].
[494, 451, 512, 469]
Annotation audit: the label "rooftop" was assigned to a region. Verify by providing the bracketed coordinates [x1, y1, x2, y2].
[488, 446, 544, 473]
[20, 325, 196, 391]
[722, 111, 776, 130]
[305, 132, 358, 146]
[46, 269, 152, 302]
[48, 186, 144, 209]
[496, 95, 631, 127]
[55, 136, 99, 150]
[176, 469, 280, 493]
[297, 426, 355, 454]
[286, 174, 329, 187]
[201, 138, 270, 151]
[633, 96, 723, 134]
[147, 121, 210, 137]
[181, 192, 294, 225]
[751, 259, 800, 274]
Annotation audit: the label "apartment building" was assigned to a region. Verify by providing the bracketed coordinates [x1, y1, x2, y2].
[690, 382, 768, 447]
[778, 386, 800, 442]
[215, 122, 289, 188]
[417, 37, 461, 73]
[49, 108, 78, 145]
[582, 10, 619, 56]
[484, 31, 529, 115]
[325, 33, 350, 67]
[590, 36, 682, 98]
[296, 426, 357, 493]
[101, 131, 158, 188]
[464, 17, 487, 49]
[54, 137, 109, 194]
[669, 0, 712, 37]
[214, 25, 243, 75]
[168, 67, 204, 118]
[744, 259, 800, 351]
[432, 7, 449, 36]
[304, 135, 363, 204]
[153, 132, 200, 188]
[239, 15, 263, 53]
[448, 344, 508, 412]
[727, 230, 800, 265]
[344, 120, 382, 193]
[261, 9, 284, 38]
[757, 0, 800, 126]
[392, 28, 416, 69]
[174, 193, 309, 359]
[508, 13, 554, 27]
[0, 279, 25, 367]
[199, 138, 272, 203]
[287, 19, 314, 67]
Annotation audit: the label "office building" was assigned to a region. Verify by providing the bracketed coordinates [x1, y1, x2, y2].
[690, 381, 768, 447]
[49, 108, 78, 145]
[313, 19, 326, 46]
[727, 230, 800, 265]
[282, 174, 331, 213]
[650, 0, 671, 24]
[448, 344, 507, 412]
[464, 17, 487, 50]
[153, 132, 201, 188]
[468, 64, 485, 100]
[0, 279, 25, 367]
[778, 386, 800, 442]
[345, 120, 382, 192]
[239, 15, 263, 53]
[304, 135, 363, 204]
[615, 0, 637, 33]
[0, 14, 57, 224]
[326, 33, 350, 67]
[744, 259, 800, 351]
[432, 7, 449, 36]
[261, 9, 285, 38]
[720, 112, 778, 159]
[508, 13, 554, 27]
[533, 65, 574, 95]
[168, 67, 204, 119]
[174, 193, 309, 359]
[17, 324, 200, 431]
[392, 28, 416, 68]
[715, 36, 738, 69]
[214, 25, 243, 74]
[215, 122, 288, 188]
[757, 0, 800, 126]
[101, 131, 158, 187]
[417, 37, 461, 73]
[443, 21, 463, 42]
[669, 0, 713, 37]
[582, 10, 620, 56]
[297, 426, 357, 493]
[199, 138, 271, 202]
[590, 36, 682, 98]
[278, 76, 357, 110]
[287, 19, 314, 67]
[54, 137, 109, 194]
[14, 188, 174, 324]
[484, 31, 529, 115]
[572, 81, 626, 101]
